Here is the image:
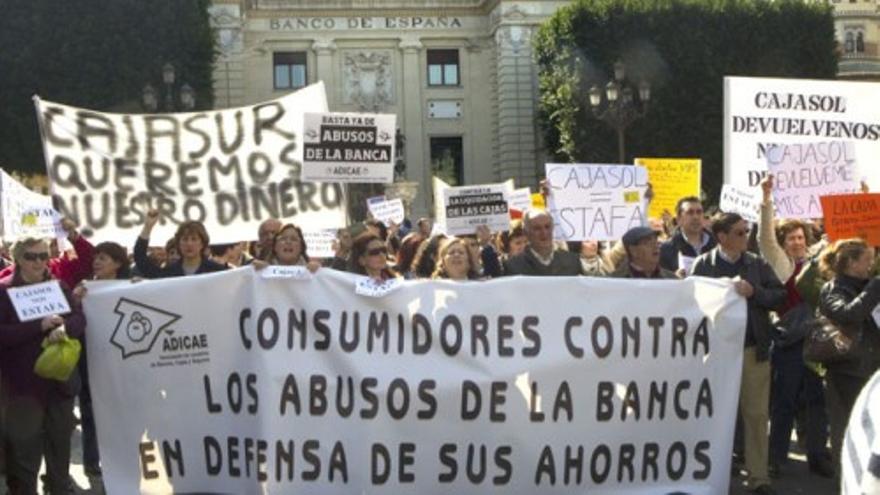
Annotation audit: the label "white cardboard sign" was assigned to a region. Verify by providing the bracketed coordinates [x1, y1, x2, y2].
[8, 280, 71, 322]
[302, 112, 396, 183]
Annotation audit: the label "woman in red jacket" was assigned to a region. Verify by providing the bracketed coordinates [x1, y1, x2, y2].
[0, 237, 86, 495]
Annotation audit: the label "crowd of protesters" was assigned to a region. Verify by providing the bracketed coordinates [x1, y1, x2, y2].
[0, 179, 879, 495]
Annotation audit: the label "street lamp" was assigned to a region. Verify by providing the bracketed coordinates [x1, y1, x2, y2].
[394, 127, 407, 180]
[142, 63, 197, 112]
[588, 60, 650, 163]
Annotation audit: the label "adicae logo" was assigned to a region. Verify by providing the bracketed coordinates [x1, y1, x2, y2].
[110, 298, 181, 359]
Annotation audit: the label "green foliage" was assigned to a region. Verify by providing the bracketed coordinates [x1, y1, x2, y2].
[0, 0, 216, 174]
[534, 0, 838, 200]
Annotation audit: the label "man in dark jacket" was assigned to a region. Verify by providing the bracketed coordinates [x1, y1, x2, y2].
[691, 212, 786, 495]
[504, 210, 583, 276]
[659, 196, 716, 274]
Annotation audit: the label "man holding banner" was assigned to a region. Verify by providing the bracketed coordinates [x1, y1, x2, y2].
[692, 213, 786, 495]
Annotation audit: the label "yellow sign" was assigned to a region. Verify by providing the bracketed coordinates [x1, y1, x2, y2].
[635, 158, 701, 218]
[530, 193, 546, 210]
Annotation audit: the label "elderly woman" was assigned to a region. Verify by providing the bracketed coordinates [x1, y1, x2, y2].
[433, 237, 481, 281]
[350, 233, 398, 282]
[134, 209, 226, 278]
[0, 237, 86, 495]
[817, 238, 880, 469]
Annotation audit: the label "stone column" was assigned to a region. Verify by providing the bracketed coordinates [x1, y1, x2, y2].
[398, 37, 429, 218]
[311, 39, 337, 104]
[495, 24, 539, 187]
[209, 2, 246, 108]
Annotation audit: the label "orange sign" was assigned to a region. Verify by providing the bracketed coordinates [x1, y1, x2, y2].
[820, 193, 880, 246]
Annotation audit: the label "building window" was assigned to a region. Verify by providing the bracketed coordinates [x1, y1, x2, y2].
[427, 49, 460, 86]
[273, 52, 307, 90]
[845, 30, 866, 54]
[857, 32, 865, 53]
[430, 137, 463, 186]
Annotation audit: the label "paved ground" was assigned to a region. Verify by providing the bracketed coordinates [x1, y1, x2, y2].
[0, 416, 840, 494]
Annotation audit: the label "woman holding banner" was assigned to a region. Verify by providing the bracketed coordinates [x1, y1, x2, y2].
[818, 239, 880, 470]
[133, 210, 226, 278]
[0, 237, 86, 495]
[350, 233, 398, 282]
[252, 223, 321, 273]
[432, 237, 481, 281]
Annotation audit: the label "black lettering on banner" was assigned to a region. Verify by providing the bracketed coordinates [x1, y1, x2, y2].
[76, 110, 117, 153]
[144, 160, 175, 196]
[490, 381, 507, 422]
[122, 115, 139, 158]
[360, 377, 379, 419]
[372, 443, 391, 484]
[497, 315, 514, 357]
[622, 382, 640, 421]
[592, 316, 613, 358]
[258, 308, 279, 349]
[564, 446, 584, 485]
[622, 317, 639, 357]
[694, 317, 710, 355]
[696, 378, 713, 418]
[312, 309, 330, 350]
[279, 373, 301, 415]
[139, 441, 160, 479]
[276, 440, 294, 481]
[204, 375, 222, 413]
[440, 314, 463, 355]
[596, 381, 613, 421]
[321, 183, 344, 209]
[216, 111, 244, 154]
[387, 378, 410, 420]
[529, 381, 544, 422]
[666, 441, 687, 480]
[649, 382, 667, 420]
[412, 313, 432, 354]
[461, 380, 480, 420]
[295, 180, 320, 212]
[310, 375, 328, 415]
[183, 114, 211, 159]
[648, 317, 664, 357]
[672, 317, 688, 357]
[144, 115, 180, 162]
[590, 444, 611, 484]
[84, 193, 110, 228]
[41, 106, 74, 147]
[521, 316, 541, 357]
[239, 309, 252, 349]
[336, 376, 355, 418]
[368, 312, 390, 353]
[642, 442, 660, 481]
[329, 442, 348, 482]
[564, 316, 584, 357]
[302, 440, 321, 481]
[674, 380, 691, 420]
[438, 444, 457, 483]
[248, 151, 274, 184]
[253, 102, 295, 144]
[494, 446, 513, 485]
[466, 444, 487, 483]
[340, 310, 360, 352]
[114, 158, 138, 192]
[208, 155, 243, 193]
[204, 436, 221, 476]
[83, 156, 110, 189]
[178, 161, 203, 197]
[617, 444, 635, 482]
[399, 443, 416, 483]
[553, 382, 573, 422]
[51, 155, 87, 192]
[164, 440, 185, 478]
[535, 446, 555, 485]
[417, 380, 437, 420]
[693, 440, 712, 479]
[470, 315, 489, 356]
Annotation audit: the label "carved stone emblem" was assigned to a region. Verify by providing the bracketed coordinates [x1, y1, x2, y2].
[343, 51, 395, 111]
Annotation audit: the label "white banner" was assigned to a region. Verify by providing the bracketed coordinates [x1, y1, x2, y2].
[34, 83, 346, 246]
[443, 183, 511, 235]
[7, 280, 71, 322]
[367, 196, 406, 225]
[0, 169, 64, 241]
[302, 112, 396, 183]
[83, 269, 745, 494]
[506, 187, 532, 213]
[723, 76, 880, 191]
[766, 141, 860, 219]
[719, 184, 761, 224]
[545, 164, 648, 241]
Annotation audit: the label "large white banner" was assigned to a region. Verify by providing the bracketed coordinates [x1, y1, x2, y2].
[34, 83, 346, 246]
[545, 164, 648, 241]
[83, 269, 745, 494]
[0, 169, 64, 240]
[724, 76, 880, 192]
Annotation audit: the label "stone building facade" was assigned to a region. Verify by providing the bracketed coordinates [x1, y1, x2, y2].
[832, 0, 880, 80]
[209, 0, 569, 216]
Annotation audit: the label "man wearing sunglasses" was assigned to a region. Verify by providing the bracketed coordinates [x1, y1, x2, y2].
[691, 212, 786, 495]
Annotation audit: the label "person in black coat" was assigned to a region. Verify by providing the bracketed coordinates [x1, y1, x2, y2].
[659, 196, 716, 273]
[816, 238, 880, 469]
[133, 209, 227, 278]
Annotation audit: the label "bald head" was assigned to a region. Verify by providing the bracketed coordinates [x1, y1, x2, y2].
[258, 219, 282, 256]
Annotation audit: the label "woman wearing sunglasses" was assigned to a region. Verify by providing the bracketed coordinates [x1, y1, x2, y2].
[350, 233, 398, 282]
[0, 237, 86, 495]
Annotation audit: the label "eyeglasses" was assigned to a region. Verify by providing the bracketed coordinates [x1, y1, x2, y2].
[22, 252, 50, 262]
[366, 247, 387, 257]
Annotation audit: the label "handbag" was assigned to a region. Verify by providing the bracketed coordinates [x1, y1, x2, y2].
[802, 314, 857, 364]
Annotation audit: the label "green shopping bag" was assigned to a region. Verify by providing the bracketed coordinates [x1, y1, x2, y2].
[34, 334, 82, 382]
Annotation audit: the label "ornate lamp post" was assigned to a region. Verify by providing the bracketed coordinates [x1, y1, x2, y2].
[142, 63, 197, 112]
[588, 61, 650, 164]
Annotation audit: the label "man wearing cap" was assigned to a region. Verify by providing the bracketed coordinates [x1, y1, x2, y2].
[612, 226, 677, 279]
[504, 209, 584, 276]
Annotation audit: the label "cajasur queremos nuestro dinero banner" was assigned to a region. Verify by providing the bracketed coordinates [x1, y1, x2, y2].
[82, 269, 746, 494]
